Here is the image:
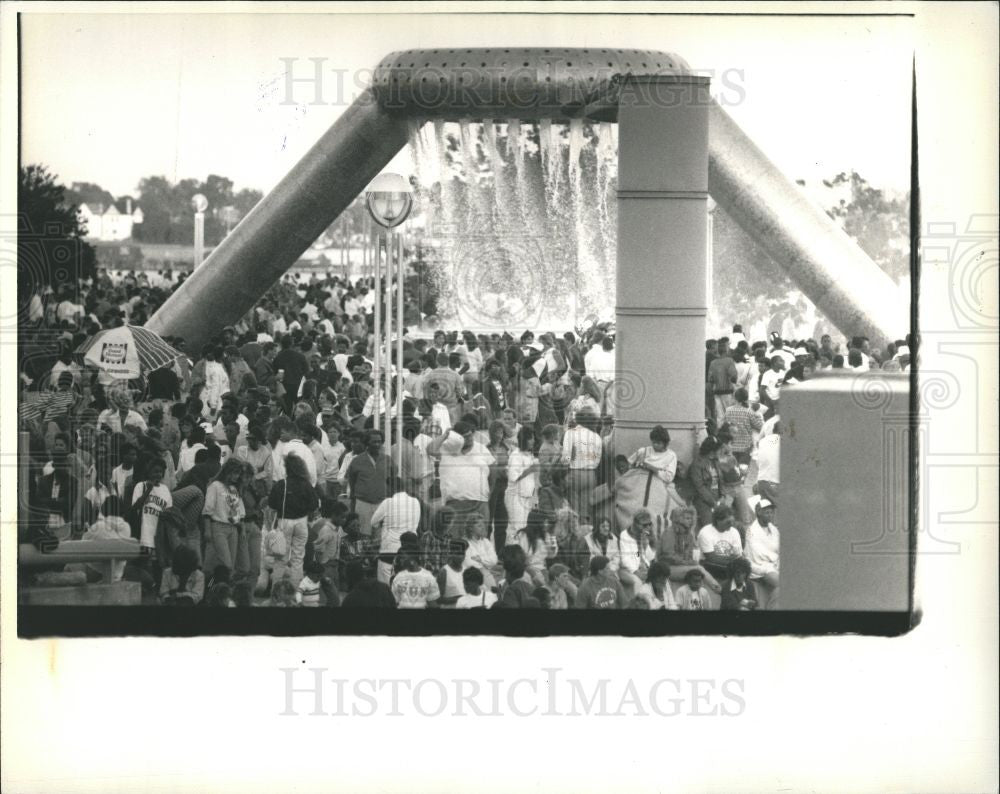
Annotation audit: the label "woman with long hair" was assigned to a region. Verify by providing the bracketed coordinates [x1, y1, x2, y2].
[504, 426, 540, 546]
[202, 458, 246, 575]
[267, 452, 318, 586]
[635, 560, 679, 610]
[517, 508, 556, 586]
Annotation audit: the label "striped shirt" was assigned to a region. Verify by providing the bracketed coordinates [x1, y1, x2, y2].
[722, 404, 764, 453]
[296, 576, 323, 607]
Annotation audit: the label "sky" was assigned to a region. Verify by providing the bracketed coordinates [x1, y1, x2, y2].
[20, 11, 914, 199]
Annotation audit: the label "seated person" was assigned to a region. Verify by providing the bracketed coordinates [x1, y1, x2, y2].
[159, 545, 205, 605]
[696, 505, 743, 582]
[720, 557, 758, 611]
[656, 505, 722, 593]
[574, 555, 627, 609]
[455, 566, 498, 609]
[674, 568, 714, 611]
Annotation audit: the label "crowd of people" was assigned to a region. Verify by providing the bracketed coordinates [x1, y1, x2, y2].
[18, 266, 914, 611]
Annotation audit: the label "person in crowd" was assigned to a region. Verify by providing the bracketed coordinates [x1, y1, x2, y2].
[560, 409, 602, 523]
[429, 422, 494, 530]
[755, 421, 782, 505]
[759, 355, 785, 418]
[634, 560, 678, 610]
[159, 545, 205, 605]
[346, 429, 388, 536]
[310, 496, 346, 588]
[295, 560, 326, 607]
[516, 508, 557, 586]
[485, 420, 510, 549]
[697, 505, 744, 582]
[655, 505, 722, 593]
[720, 557, 758, 611]
[504, 425, 540, 546]
[391, 551, 441, 609]
[675, 568, 714, 611]
[744, 498, 780, 609]
[267, 453, 317, 586]
[495, 545, 541, 609]
[627, 425, 678, 487]
[436, 539, 470, 607]
[716, 430, 753, 530]
[617, 508, 657, 598]
[420, 507, 455, 573]
[455, 566, 497, 609]
[707, 338, 738, 423]
[689, 436, 725, 528]
[77, 496, 136, 583]
[130, 456, 171, 556]
[371, 477, 421, 584]
[463, 513, 501, 590]
[575, 555, 626, 609]
[722, 388, 763, 465]
[202, 458, 246, 574]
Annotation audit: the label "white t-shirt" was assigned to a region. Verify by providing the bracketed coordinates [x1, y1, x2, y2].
[178, 442, 207, 474]
[696, 524, 743, 558]
[627, 446, 678, 484]
[391, 568, 440, 608]
[131, 482, 172, 548]
[438, 442, 495, 503]
[760, 369, 784, 402]
[756, 434, 780, 484]
[371, 492, 422, 554]
[584, 346, 616, 382]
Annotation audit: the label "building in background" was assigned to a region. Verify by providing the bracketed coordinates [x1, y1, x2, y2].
[78, 198, 143, 242]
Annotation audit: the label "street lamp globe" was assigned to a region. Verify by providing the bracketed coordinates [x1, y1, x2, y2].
[365, 173, 412, 228]
[191, 193, 209, 213]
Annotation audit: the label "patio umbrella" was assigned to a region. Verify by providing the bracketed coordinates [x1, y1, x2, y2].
[77, 324, 184, 380]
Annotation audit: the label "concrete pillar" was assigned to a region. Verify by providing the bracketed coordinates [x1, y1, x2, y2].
[615, 75, 710, 465]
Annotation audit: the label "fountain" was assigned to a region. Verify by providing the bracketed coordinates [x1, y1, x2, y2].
[148, 46, 908, 461]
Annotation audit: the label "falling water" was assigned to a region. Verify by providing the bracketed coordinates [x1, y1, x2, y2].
[408, 118, 619, 331]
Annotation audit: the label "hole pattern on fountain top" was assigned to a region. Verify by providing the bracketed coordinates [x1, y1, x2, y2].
[373, 47, 690, 122]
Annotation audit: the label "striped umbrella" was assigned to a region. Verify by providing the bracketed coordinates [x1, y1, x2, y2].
[76, 324, 184, 380]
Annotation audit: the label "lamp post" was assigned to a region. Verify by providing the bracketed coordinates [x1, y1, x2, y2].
[364, 173, 412, 484]
[192, 193, 208, 269]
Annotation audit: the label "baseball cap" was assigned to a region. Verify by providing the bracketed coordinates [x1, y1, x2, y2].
[756, 498, 774, 510]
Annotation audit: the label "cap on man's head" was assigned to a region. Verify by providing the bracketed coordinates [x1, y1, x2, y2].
[756, 498, 774, 510]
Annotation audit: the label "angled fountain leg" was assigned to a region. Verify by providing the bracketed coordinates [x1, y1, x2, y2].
[147, 89, 413, 352]
[707, 101, 906, 348]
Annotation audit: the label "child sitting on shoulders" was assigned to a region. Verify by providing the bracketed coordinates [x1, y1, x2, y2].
[675, 568, 714, 611]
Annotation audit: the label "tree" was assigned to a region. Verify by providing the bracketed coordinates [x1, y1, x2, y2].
[18, 164, 96, 306]
[824, 171, 909, 282]
[63, 181, 115, 211]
